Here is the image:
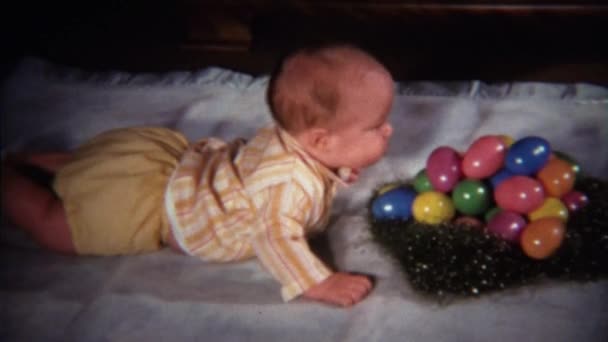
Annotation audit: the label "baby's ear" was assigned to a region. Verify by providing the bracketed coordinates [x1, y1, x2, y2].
[303, 127, 331, 151]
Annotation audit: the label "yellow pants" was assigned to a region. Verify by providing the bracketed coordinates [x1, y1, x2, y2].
[53, 127, 188, 255]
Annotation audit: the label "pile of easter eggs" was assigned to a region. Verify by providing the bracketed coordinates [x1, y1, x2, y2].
[371, 135, 590, 260]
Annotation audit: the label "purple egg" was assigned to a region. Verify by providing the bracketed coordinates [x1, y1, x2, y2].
[561, 191, 589, 212]
[487, 211, 528, 243]
[426, 146, 462, 193]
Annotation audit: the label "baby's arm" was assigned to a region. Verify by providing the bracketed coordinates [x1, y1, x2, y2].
[252, 182, 373, 306]
[302, 272, 373, 307]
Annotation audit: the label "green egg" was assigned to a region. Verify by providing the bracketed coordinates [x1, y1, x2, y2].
[451, 180, 491, 216]
[484, 206, 502, 223]
[413, 169, 434, 193]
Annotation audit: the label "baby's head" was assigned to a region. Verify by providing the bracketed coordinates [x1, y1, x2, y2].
[267, 44, 394, 171]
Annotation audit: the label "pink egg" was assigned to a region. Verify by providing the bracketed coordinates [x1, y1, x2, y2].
[462, 135, 507, 179]
[561, 191, 589, 212]
[494, 176, 545, 213]
[426, 146, 462, 193]
[487, 211, 527, 243]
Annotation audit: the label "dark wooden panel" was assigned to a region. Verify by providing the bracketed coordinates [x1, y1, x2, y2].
[4, 1, 607, 83]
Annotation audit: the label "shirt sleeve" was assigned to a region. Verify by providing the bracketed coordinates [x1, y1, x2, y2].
[250, 181, 333, 302]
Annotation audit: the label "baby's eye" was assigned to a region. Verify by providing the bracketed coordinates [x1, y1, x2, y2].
[366, 121, 386, 132]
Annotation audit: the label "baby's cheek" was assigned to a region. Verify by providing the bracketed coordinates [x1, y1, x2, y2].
[375, 137, 388, 153]
[357, 137, 386, 166]
[377, 139, 390, 158]
[367, 141, 387, 165]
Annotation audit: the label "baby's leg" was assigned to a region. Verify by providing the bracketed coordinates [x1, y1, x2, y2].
[1, 161, 75, 255]
[8, 152, 72, 172]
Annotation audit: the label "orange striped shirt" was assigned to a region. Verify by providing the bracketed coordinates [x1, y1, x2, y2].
[164, 125, 347, 301]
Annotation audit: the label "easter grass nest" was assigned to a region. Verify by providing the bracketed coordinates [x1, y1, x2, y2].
[368, 177, 608, 300]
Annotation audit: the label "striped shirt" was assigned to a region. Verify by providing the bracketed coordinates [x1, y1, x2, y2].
[165, 125, 347, 301]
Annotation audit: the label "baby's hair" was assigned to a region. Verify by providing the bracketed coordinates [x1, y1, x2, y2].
[267, 43, 387, 133]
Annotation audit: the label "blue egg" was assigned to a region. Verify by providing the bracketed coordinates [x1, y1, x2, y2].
[490, 168, 515, 188]
[371, 187, 417, 221]
[505, 136, 551, 175]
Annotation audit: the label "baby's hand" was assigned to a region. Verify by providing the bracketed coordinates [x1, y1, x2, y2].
[302, 272, 373, 307]
[338, 167, 360, 184]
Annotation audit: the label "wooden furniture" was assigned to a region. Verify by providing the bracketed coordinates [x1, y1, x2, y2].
[10, 1, 608, 82]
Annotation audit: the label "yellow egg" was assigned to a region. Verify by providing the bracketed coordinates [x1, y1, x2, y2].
[412, 191, 455, 224]
[377, 183, 400, 195]
[498, 134, 515, 147]
[528, 197, 569, 222]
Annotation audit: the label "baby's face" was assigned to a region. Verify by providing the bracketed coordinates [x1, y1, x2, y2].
[324, 71, 394, 170]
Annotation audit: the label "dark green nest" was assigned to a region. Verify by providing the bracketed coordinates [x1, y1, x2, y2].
[368, 178, 608, 299]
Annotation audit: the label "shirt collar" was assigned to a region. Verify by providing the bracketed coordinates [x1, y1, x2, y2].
[274, 125, 349, 187]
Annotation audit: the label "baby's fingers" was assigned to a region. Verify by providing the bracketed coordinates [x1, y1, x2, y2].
[333, 290, 365, 307]
[352, 275, 373, 291]
[345, 280, 371, 297]
[333, 293, 356, 307]
[338, 281, 373, 307]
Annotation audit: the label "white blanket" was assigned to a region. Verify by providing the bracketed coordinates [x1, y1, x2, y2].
[2, 58, 607, 341]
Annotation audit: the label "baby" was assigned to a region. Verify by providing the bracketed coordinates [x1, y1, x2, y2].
[1, 44, 394, 307]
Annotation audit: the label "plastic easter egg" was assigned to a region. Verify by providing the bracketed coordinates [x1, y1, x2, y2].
[553, 150, 581, 179]
[426, 146, 462, 193]
[528, 197, 568, 222]
[489, 168, 515, 189]
[462, 135, 507, 179]
[377, 183, 400, 195]
[371, 187, 418, 221]
[561, 191, 589, 212]
[412, 191, 455, 224]
[484, 207, 502, 223]
[494, 176, 545, 213]
[505, 136, 551, 175]
[498, 134, 515, 147]
[451, 180, 491, 215]
[413, 169, 434, 193]
[536, 158, 575, 198]
[520, 217, 566, 259]
[454, 216, 484, 228]
[487, 211, 527, 243]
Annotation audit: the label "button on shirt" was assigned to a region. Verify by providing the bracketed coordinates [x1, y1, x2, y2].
[165, 125, 346, 301]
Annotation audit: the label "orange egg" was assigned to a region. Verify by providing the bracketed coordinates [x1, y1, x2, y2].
[520, 217, 566, 259]
[536, 158, 575, 197]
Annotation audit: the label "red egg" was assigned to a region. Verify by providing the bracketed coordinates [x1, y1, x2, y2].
[454, 216, 484, 228]
[462, 135, 507, 179]
[426, 146, 462, 193]
[494, 176, 545, 214]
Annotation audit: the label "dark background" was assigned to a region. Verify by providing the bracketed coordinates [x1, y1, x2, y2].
[3, 0, 608, 83]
